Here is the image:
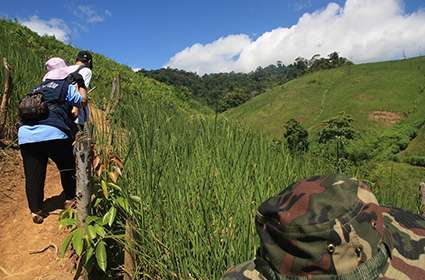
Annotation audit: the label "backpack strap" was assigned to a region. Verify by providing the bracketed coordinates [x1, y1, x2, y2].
[67, 65, 87, 89]
[72, 64, 88, 75]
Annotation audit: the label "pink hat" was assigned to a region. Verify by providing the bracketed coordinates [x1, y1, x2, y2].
[45, 57, 67, 71]
[42, 57, 71, 81]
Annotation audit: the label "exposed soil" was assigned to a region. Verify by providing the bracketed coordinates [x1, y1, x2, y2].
[368, 111, 402, 126]
[0, 148, 75, 280]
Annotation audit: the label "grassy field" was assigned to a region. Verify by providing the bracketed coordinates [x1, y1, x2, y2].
[113, 90, 424, 279]
[224, 57, 425, 138]
[367, 160, 425, 212]
[114, 93, 345, 279]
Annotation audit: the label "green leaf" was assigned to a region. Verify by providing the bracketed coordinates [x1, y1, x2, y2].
[86, 215, 99, 225]
[106, 233, 126, 239]
[116, 197, 129, 213]
[72, 228, 84, 256]
[130, 195, 141, 203]
[94, 198, 102, 208]
[102, 206, 117, 227]
[107, 207, 117, 227]
[96, 241, 107, 272]
[59, 218, 77, 228]
[102, 211, 111, 225]
[108, 182, 122, 192]
[59, 233, 73, 257]
[59, 207, 75, 220]
[101, 180, 109, 198]
[87, 225, 97, 240]
[94, 224, 106, 237]
[84, 244, 94, 265]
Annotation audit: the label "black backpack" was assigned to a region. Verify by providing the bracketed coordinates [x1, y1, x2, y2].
[18, 66, 87, 122]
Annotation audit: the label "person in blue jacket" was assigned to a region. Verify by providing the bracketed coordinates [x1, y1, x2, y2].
[18, 58, 88, 224]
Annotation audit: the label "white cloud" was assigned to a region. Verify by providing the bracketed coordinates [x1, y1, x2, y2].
[20, 16, 71, 42]
[167, 35, 251, 74]
[77, 5, 111, 23]
[166, 0, 425, 74]
[132, 67, 141, 72]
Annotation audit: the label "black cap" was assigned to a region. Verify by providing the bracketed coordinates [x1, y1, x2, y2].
[76, 50, 93, 69]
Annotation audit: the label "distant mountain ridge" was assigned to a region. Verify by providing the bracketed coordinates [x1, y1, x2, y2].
[140, 52, 352, 112]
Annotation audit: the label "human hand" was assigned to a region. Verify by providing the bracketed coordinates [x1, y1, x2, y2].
[71, 106, 80, 118]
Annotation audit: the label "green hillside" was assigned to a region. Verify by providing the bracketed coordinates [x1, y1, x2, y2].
[224, 58, 425, 214]
[225, 57, 425, 138]
[0, 19, 207, 138]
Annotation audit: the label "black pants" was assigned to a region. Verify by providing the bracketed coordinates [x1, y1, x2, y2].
[20, 139, 76, 213]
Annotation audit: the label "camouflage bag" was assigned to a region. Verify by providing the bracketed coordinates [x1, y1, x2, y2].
[18, 91, 48, 122]
[223, 175, 425, 280]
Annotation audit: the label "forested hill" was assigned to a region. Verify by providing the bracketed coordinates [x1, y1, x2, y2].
[140, 52, 352, 112]
[225, 56, 425, 138]
[0, 19, 205, 138]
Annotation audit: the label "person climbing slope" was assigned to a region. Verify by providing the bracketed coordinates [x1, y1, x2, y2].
[66, 50, 93, 130]
[18, 57, 88, 224]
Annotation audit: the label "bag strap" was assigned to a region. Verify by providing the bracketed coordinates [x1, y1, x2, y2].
[67, 65, 87, 89]
[72, 64, 87, 75]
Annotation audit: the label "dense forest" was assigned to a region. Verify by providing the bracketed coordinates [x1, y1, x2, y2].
[140, 52, 352, 112]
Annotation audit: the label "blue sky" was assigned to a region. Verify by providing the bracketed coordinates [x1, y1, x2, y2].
[1, 0, 425, 73]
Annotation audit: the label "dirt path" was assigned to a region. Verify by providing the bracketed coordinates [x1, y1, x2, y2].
[0, 149, 75, 280]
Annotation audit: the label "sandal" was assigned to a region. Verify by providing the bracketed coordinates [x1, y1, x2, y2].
[31, 212, 44, 224]
[64, 198, 77, 209]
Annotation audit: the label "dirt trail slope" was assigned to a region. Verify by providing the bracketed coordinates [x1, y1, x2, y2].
[0, 149, 75, 280]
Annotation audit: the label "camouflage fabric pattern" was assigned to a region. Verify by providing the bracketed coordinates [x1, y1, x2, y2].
[380, 207, 425, 279]
[222, 175, 425, 279]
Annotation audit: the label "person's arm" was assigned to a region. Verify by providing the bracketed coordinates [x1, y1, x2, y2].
[67, 84, 87, 108]
[72, 73, 88, 107]
[79, 87, 88, 107]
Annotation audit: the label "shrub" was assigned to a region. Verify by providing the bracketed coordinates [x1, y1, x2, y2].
[373, 123, 419, 159]
[283, 119, 309, 154]
[403, 156, 425, 167]
[318, 113, 355, 144]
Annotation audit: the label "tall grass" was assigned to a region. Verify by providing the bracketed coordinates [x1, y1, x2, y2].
[0, 21, 45, 137]
[111, 91, 424, 279]
[112, 93, 338, 279]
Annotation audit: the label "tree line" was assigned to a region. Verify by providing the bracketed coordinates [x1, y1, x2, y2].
[139, 52, 352, 112]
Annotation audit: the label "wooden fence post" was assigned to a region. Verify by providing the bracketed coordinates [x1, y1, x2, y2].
[0, 58, 12, 138]
[75, 127, 92, 224]
[105, 75, 121, 117]
[74, 125, 92, 280]
[124, 221, 135, 280]
[419, 182, 425, 216]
